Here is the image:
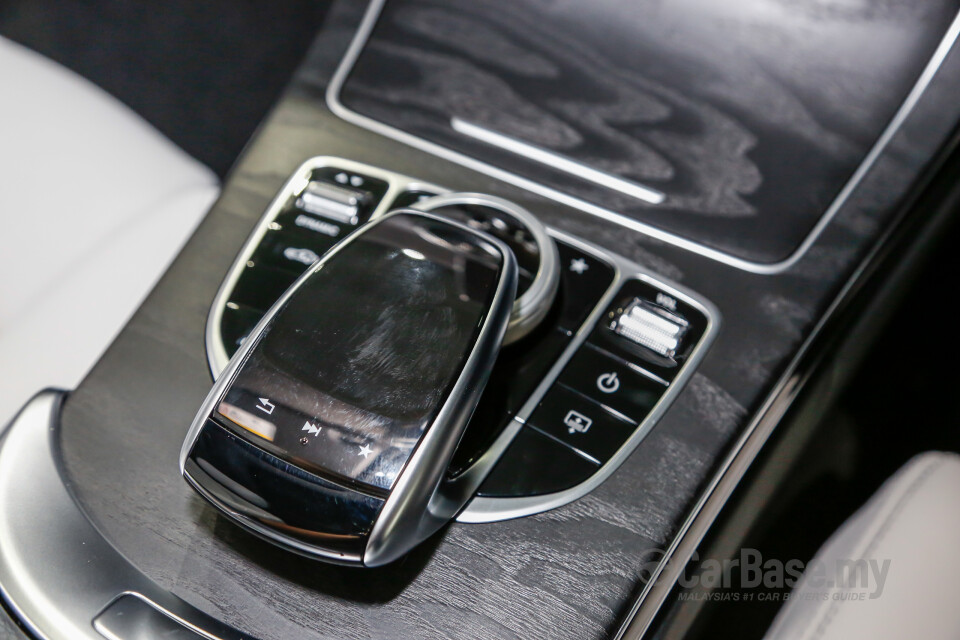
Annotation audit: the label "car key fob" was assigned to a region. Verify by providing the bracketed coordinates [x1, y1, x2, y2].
[180, 210, 517, 566]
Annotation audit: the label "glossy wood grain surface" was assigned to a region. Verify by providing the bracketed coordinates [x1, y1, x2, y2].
[339, 0, 958, 263]
[54, 1, 960, 639]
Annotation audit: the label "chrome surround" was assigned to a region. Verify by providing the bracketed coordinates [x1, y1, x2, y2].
[205, 156, 719, 523]
[0, 391, 240, 640]
[187, 209, 518, 566]
[412, 192, 561, 345]
[325, 0, 960, 275]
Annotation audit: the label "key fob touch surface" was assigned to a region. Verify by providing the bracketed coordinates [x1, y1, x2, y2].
[181, 210, 517, 566]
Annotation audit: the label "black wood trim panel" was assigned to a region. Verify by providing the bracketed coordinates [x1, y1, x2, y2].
[334, 0, 960, 265]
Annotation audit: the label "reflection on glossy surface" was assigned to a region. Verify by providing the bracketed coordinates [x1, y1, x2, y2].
[187, 421, 382, 558]
[221, 212, 506, 492]
[339, 0, 959, 263]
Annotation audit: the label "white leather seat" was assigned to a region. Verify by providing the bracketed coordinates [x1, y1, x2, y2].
[765, 451, 960, 640]
[0, 36, 220, 425]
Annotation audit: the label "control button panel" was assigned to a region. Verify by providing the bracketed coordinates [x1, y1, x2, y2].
[210, 164, 401, 369]
[589, 279, 710, 382]
[555, 242, 617, 332]
[276, 209, 346, 239]
[216, 220, 616, 482]
[610, 298, 689, 358]
[305, 166, 389, 222]
[207, 157, 719, 523]
[251, 229, 327, 272]
[477, 277, 713, 506]
[210, 162, 619, 487]
[297, 180, 368, 225]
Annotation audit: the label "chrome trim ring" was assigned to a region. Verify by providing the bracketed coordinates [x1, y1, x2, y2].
[413, 192, 560, 345]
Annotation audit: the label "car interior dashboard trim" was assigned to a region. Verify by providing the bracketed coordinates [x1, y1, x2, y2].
[6, 1, 960, 637]
[204, 157, 447, 377]
[325, 0, 960, 275]
[457, 245, 718, 523]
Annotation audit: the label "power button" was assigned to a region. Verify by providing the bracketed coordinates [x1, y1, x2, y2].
[557, 343, 664, 423]
[596, 371, 620, 394]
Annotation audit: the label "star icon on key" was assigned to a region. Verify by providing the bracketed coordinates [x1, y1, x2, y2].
[358, 444, 373, 458]
[569, 258, 589, 274]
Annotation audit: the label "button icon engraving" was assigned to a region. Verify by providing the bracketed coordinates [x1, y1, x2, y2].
[301, 421, 321, 436]
[564, 410, 593, 434]
[655, 292, 678, 311]
[596, 371, 620, 394]
[255, 397, 275, 415]
[358, 444, 374, 458]
[294, 214, 340, 237]
[283, 246, 321, 266]
[569, 258, 589, 274]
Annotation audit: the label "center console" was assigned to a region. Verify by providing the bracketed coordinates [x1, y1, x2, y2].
[3, 0, 960, 638]
[198, 157, 716, 539]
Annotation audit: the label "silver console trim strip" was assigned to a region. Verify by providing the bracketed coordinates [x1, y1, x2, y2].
[450, 118, 666, 205]
[325, 0, 960, 275]
[205, 157, 719, 523]
[0, 391, 240, 640]
[93, 592, 229, 640]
